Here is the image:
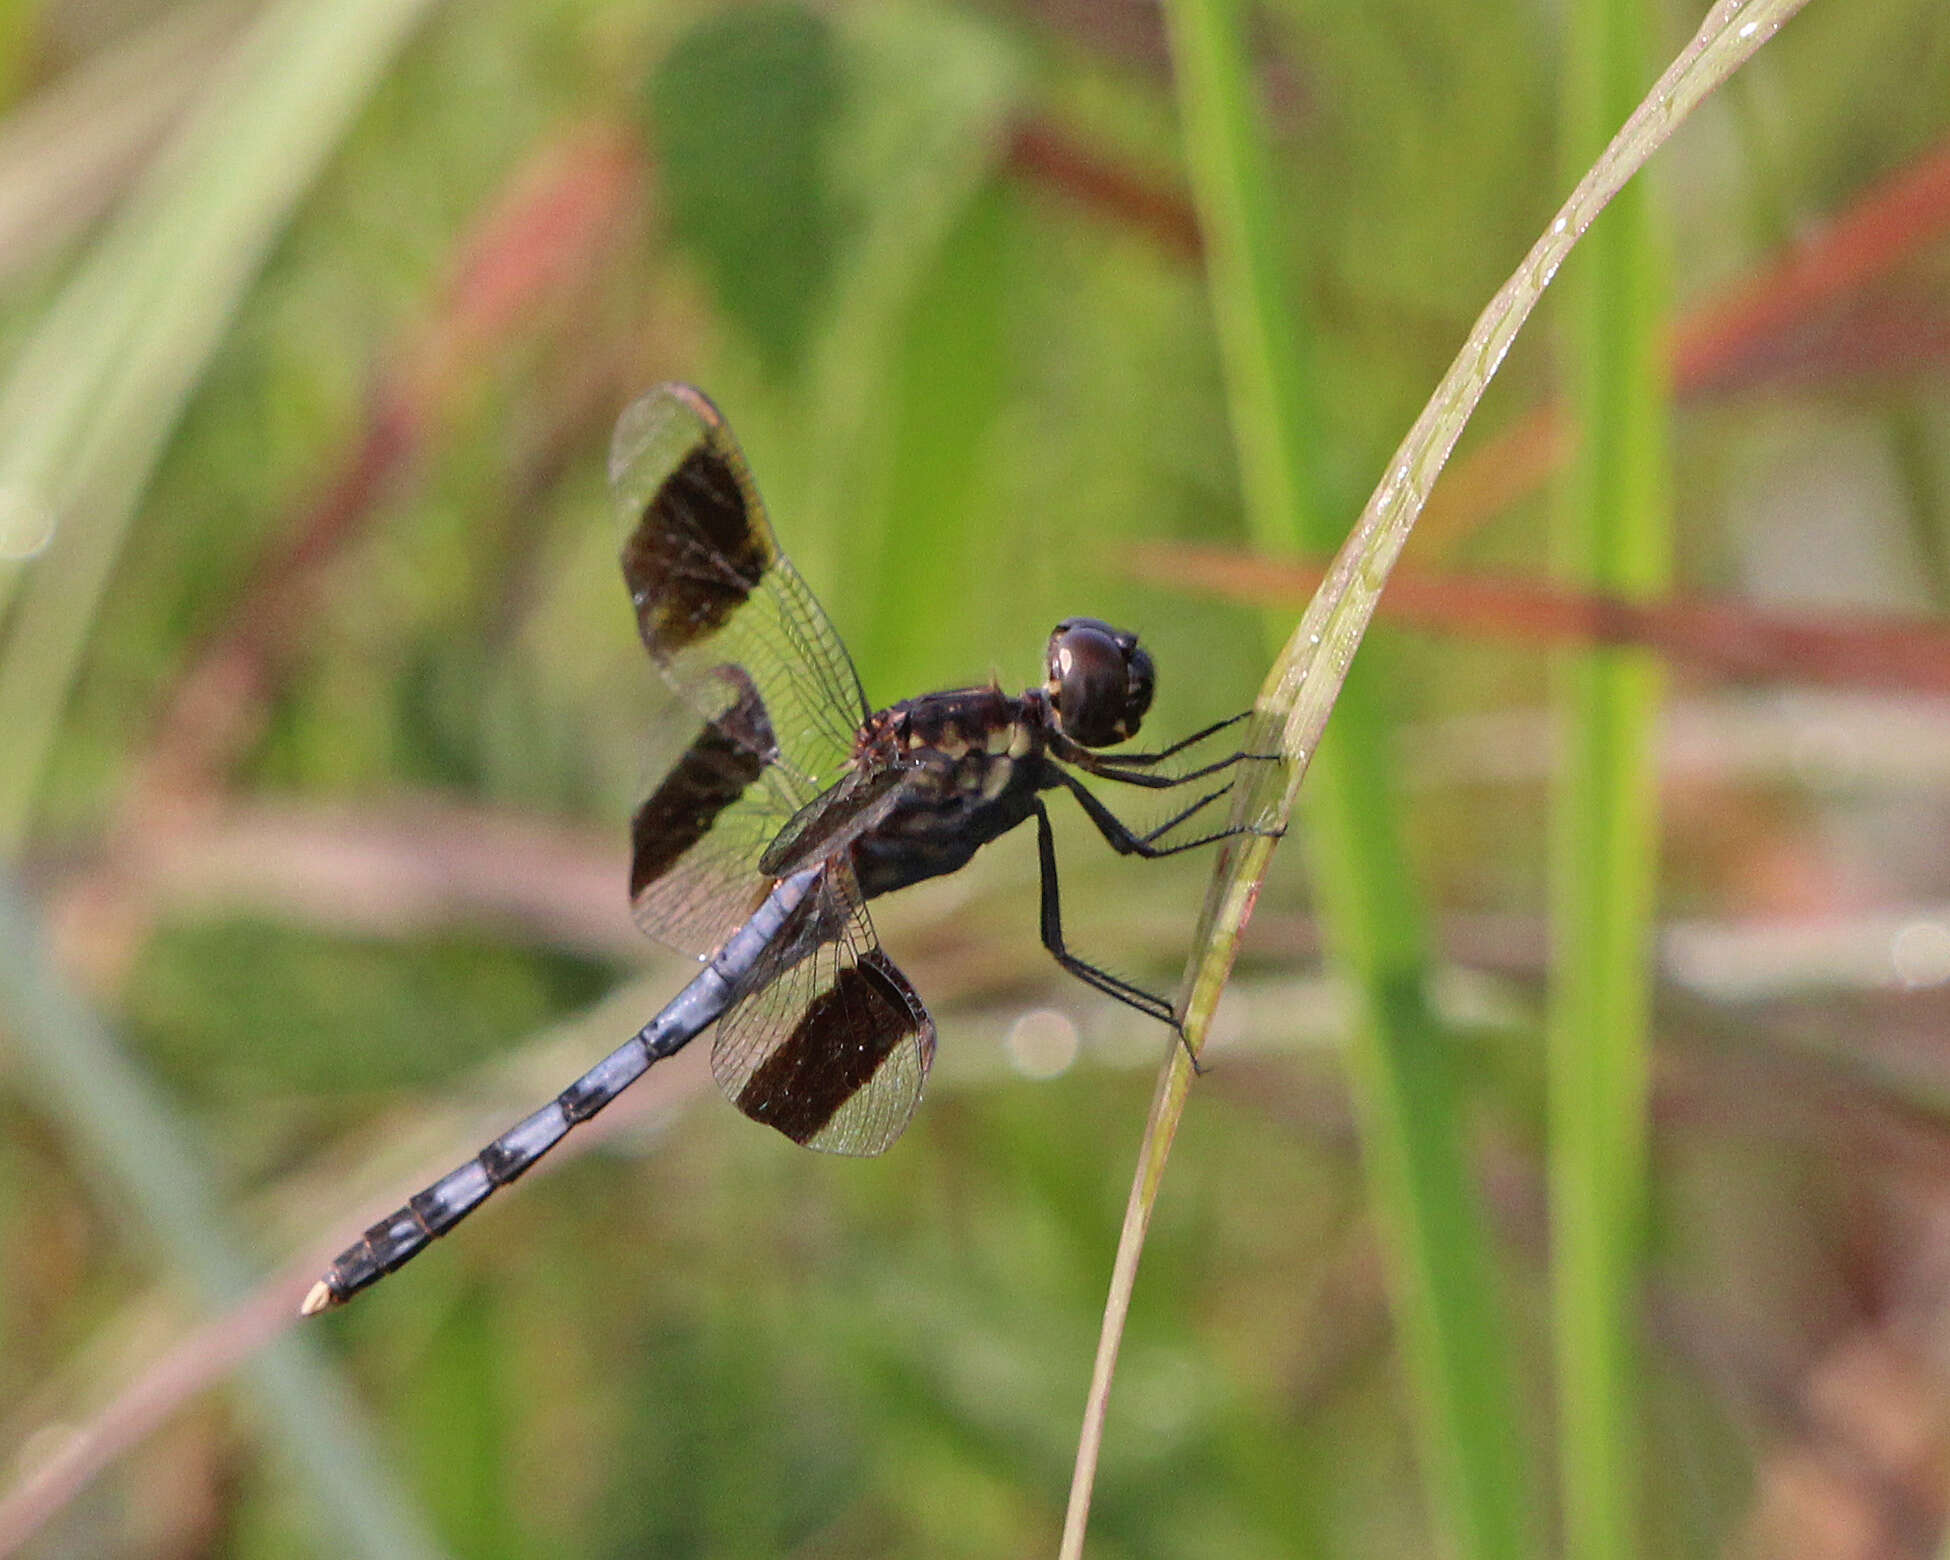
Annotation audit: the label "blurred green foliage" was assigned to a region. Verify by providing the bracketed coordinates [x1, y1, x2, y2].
[649, 4, 845, 379]
[0, 0, 1946, 1556]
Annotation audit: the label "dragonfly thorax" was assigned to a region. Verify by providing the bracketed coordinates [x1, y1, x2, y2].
[860, 683, 1032, 767]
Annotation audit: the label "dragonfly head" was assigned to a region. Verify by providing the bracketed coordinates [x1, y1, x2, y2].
[1045, 619, 1155, 748]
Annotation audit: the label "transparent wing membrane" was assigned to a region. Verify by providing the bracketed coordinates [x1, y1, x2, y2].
[712, 865, 934, 1156]
[610, 384, 867, 794]
[610, 384, 874, 958]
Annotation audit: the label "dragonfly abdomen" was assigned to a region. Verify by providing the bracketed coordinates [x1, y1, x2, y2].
[301, 870, 823, 1313]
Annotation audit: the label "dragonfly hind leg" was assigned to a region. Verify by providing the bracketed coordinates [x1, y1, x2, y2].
[1029, 801, 1210, 1072]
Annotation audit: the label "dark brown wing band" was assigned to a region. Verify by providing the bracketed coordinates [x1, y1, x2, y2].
[619, 394, 773, 659]
[734, 950, 926, 1147]
[629, 666, 777, 899]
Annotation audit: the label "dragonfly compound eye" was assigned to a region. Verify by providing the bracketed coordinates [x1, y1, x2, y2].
[1047, 619, 1154, 747]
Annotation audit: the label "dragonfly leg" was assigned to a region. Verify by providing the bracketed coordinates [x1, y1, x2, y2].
[1032, 801, 1204, 1072]
[1063, 738, 1281, 792]
[1088, 710, 1252, 766]
[1053, 767, 1280, 859]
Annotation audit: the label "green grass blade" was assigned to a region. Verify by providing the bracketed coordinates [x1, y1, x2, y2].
[1549, 0, 1672, 1554]
[0, 0, 438, 849]
[0, 3, 242, 280]
[1075, 3, 1812, 1557]
[1157, 3, 1533, 1557]
[0, 873, 450, 1559]
[1161, 0, 1318, 547]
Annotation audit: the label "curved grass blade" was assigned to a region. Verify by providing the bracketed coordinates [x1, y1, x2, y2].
[1155, 0, 1532, 1553]
[0, 873, 448, 1560]
[1060, 1, 1818, 1554]
[0, 0, 438, 850]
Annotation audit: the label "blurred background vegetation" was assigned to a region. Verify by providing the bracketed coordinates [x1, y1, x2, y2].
[0, 0, 1947, 1556]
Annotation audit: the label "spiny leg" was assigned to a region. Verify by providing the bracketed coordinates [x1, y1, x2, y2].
[1063, 745, 1254, 791]
[1066, 739, 1283, 794]
[1053, 767, 1280, 860]
[1032, 800, 1204, 1071]
[1129, 783, 1240, 847]
[1089, 710, 1252, 766]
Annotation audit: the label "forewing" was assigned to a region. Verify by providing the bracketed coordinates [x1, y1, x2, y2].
[711, 866, 934, 1156]
[610, 383, 868, 808]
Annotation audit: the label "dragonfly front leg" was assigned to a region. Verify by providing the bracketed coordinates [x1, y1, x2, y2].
[1081, 710, 1252, 767]
[1059, 729, 1282, 795]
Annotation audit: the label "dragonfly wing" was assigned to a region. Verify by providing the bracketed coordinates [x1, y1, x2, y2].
[711, 863, 934, 1156]
[631, 737, 912, 961]
[627, 664, 798, 957]
[611, 383, 867, 806]
[612, 384, 873, 959]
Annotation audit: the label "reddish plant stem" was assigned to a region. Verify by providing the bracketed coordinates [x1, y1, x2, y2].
[1425, 138, 1950, 551]
[1138, 541, 1950, 694]
[52, 126, 645, 986]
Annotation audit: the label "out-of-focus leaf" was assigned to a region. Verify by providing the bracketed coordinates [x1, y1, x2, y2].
[648, 3, 845, 379]
[0, 0, 39, 108]
[847, 182, 1013, 693]
[0, 2, 244, 280]
[125, 919, 611, 1098]
[668, 3, 1022, 645]
[0, 0, 440, 848]
[0, 874, 448, 1560]
[402, 1283, 520, 1560]
[780, 3, 1021, 607]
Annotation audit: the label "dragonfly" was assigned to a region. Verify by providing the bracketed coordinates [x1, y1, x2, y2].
[303, 383, 1272, 1315]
